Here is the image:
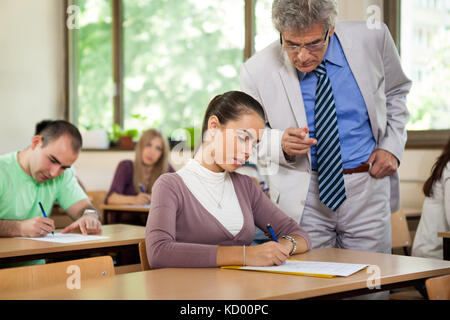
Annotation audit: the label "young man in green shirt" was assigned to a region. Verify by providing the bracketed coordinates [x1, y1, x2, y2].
[0, 120, 101, 238]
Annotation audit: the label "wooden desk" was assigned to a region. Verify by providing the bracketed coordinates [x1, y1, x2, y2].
[101, 204, 150, 224]
[2, 248, 449, 300]
[0, 224, 145, 266]
[438, 232, 450, 261]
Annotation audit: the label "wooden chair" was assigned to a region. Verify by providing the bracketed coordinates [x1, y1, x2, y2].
[138, 240, 151, 271]
[86, 190, 108, 223]
[389, 209, 423, 300]
[391, 209, 412, 255]
[426, 274, 450, 300]
[0, 256, 114, 291]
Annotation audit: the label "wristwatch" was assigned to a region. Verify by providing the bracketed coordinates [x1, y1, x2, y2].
[82, 209, 99, 219]
[281, 235, 297, 256]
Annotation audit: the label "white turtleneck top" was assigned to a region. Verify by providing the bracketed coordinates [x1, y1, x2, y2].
[177, 159, 244, 236]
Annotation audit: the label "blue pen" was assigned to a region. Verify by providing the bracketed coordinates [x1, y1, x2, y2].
[267, 223, 278, 242]
[38, 201, 54, 236]
[139, 183, 147, 194]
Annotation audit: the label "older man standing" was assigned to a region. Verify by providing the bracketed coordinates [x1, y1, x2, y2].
[241, 0, 411, 255]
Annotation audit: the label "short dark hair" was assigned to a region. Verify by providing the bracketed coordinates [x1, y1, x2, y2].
[35, 120, 83, 152]
[201, 91, 266, 142]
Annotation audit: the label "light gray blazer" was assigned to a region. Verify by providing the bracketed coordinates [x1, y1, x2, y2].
[240, 21, 412, 224]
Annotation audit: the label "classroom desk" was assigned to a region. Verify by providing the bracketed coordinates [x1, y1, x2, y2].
[0, 224, 145, 266]
[438, 231, 450, 261]
[2, 248, 450, 300]
[101, 204, 150, 224]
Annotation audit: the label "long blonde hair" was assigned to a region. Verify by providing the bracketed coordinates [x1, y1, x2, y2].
[133, 129, 170, 194]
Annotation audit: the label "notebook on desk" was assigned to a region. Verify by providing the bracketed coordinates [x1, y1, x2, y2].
[222, 260, 369, 278]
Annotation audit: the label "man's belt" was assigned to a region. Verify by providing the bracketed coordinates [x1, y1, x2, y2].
[312, 163, 371, 174]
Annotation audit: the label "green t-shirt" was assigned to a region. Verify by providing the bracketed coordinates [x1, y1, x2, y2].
[0, 151, 87, 268]
[0, 151, 87, 221]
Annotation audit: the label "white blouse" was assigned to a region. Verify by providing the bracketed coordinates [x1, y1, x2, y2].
[412, 163, 450, 260]
[177, 159, 244, 236]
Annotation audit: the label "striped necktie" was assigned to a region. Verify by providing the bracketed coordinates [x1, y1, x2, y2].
[313, 61, 346, 211]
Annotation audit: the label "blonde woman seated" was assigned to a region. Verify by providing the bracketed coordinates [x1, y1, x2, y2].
[106, 129, 173, 224]
[146, 91, 311, 268]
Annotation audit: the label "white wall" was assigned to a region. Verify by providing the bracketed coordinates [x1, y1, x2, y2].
[0, 0, 65, 154]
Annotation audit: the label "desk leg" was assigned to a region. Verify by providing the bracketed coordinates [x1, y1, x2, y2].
[444, 238, 450, 261]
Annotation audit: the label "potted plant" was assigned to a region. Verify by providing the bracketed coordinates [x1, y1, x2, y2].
[109, 124, 139, 150]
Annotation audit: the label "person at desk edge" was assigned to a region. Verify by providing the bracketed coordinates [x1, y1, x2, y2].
[0, 120, 102, 238]
[105, 128, 174, 207]
[146, 91, 311, 269]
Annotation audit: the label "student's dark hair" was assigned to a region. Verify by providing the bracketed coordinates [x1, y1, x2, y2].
[35, 120, 83, 152]
[423, 137, 450, 197]
[201, 91, 266, 141]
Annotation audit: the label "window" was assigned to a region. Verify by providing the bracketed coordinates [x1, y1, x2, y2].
[254, 0, 278, 52]
[73, 0, 114, 132]
[66, 0, 275, 146]
[122, 0, 244, 136]
[400, 0, 450, 131]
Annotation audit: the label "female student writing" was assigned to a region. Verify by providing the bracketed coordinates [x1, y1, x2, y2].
[412, 137, 450, 260]
[105, 129, 173, 224]
[146, 91, 311, 269]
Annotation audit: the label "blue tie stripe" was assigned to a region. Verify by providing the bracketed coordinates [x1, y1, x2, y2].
[324, 187, 346, 211]
[313, 61, 346, 211]
[316, 110, 338, 139]
[318, 141, 341, 174]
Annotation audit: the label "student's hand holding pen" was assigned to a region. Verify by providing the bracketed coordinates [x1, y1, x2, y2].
[18, 216, 55, 237]
[134, 193, 151, 205]
[245, 242, 290, 266]
[282, 126, 317, 156]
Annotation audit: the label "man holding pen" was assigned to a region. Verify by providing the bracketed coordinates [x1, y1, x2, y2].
[0, 120, 102, 240]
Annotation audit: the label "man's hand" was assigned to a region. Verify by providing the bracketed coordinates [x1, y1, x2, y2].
[61, 213, 102, 235]
[19, 216, 55, 237]
[282, 127, 317, 156]
[367, 149, 398, 179]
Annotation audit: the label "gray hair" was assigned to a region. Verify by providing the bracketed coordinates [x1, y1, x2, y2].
[272, 0, 338, 33]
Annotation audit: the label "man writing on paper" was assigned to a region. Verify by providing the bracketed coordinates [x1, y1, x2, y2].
[240, 0, 411, 255]
[0, 120, 102, 242]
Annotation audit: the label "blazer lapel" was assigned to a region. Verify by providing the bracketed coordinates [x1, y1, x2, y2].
[278, 55, 308, 129]
[278, 52, 311, 164]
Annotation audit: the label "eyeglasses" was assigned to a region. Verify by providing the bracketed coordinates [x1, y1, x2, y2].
[281, 29, 330, 53]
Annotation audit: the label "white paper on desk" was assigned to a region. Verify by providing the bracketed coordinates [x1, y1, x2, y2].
[240, 260, 369, 277]
[16, 233, 109, 243]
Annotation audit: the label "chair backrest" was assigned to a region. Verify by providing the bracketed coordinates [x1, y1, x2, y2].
[391, 209, 412, 250]
[86, 190, 108, 222]
[138, 240, 151, 271]
[426, 274, 450, 300]
[0, 256, 115, 291]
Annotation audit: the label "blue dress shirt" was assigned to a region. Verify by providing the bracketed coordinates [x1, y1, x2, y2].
[297, 34, 375, 170]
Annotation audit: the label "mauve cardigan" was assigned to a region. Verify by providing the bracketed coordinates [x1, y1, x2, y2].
[145, 172, 311, 269]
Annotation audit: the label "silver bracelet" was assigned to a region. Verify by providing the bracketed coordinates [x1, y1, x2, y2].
[281, 235, 297, 256]
[243, 245, 246, 266]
